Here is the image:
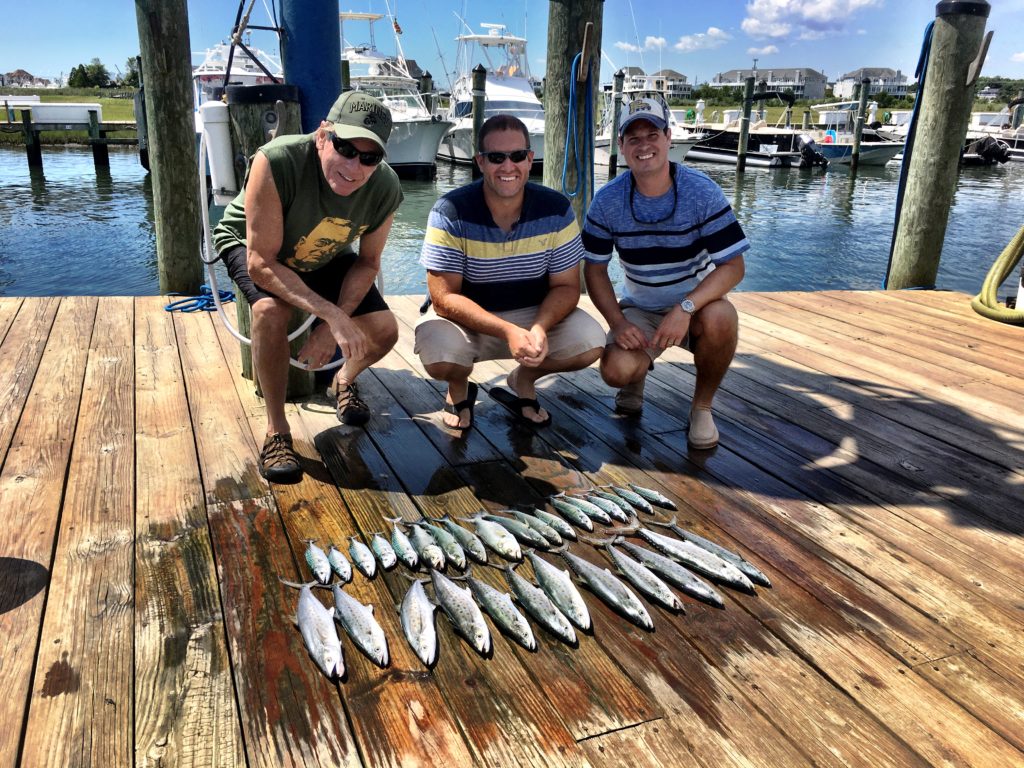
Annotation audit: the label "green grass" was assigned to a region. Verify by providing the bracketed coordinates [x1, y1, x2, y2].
[1, 91, 139, 146]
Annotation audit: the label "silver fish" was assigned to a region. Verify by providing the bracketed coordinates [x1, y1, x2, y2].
[559, 549, 653, 631]
[461, 514, 523, 561]
[588, 489, 635, 518]
[482, 513, 550, 549]
[503, 565, 576, 645]
[418, 520, 467, 571]
[617, 540, 724, 608]
[292, 581, 344, 678]
[326, 543, 353, 583]
[400, 580, 438, 666]
[605, 543, 685, 612]
[583, 493, 632, 524]
[435, 515, 488, 564]
[430, 569, 491, 656]
[609, 486, 654, 514]
[467, 576, 536, 651]
[330, 583, 389, 667]
[304, 539, 332, 584]
[548, 496, 594, 532]
[348, 535, 377, 579]
[526, 551, 591, 631]
[526, 507, 577, 541]
[637, 528, 755, 594]
[628, 482, 678, 510]
[557, 494, 612, 525]
[667, 523, 771, 588]
[387, 518, 419, 569]
[510, 509, 562, 546]
[409, 524, 447, 570]
[370, 532, 398, 570]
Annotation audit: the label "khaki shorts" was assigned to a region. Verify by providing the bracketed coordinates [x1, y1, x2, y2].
[414, 305, 606, 367]
[608, 305, 695, 362]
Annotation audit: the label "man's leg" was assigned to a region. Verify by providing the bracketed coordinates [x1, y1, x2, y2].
[331, 309, 399, 425]
[599, 346, 652, 414]
[415, 314, 479, 429]
[423, 361, 476, 429]
[506, 345, 603, 423]
[687, 298, 738, 448]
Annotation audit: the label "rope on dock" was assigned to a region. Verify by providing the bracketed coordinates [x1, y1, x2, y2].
[971, 224, 1024, 325]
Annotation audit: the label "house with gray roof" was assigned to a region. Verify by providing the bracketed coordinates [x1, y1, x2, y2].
[709, 67, 827, 100]
[833, 68, 909, 99]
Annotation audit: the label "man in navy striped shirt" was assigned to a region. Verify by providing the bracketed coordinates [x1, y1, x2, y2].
[416, 115, 605, 430]
[583, 97, 749, 449]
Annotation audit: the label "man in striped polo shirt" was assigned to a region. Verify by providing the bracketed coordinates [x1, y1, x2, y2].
[415, 115, 605, 430]
[583, 97, 749, 449]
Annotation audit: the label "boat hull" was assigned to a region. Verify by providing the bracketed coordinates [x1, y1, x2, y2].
[437, 122, 545, 173]
[817, 141, 904, 166]
[384, 117, 453, 180]
[685, 144, 803, 168]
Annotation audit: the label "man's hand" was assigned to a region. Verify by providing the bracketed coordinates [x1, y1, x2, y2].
[506, 325, 545, 367]
[650, 306, 691, 350]
[296, 323, 339, 369]
[611, 318, 649, 351]
[326, 311, 368, 362]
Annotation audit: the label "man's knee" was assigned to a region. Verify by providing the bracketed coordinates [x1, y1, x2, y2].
[694, 299, 738, 344]
[600, 348, 647, 388]
[251, 298, 293, 334]
[424, 360, 473, 381]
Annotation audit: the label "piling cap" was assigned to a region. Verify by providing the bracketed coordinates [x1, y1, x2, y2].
[619, 97, 669, 136]
[325, 91, 393, 152]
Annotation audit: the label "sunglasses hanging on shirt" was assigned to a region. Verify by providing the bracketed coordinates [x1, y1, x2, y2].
[629, 162, 678, 225]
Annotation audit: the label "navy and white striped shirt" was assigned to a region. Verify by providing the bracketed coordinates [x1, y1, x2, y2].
[583, 163, 748, 309]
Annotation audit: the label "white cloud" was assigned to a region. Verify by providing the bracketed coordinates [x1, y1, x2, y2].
[615, 41, 643, 53]
[1013, 51, 1024, 62]
[645, 36, 667, 50]
[674, 27, 732, 53]
[743, 0, 882, 41]
[748, 45, 779, 55]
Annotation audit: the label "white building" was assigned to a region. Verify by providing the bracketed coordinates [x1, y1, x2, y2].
[708, 67, 828, 100]
[977, 85, 1002, 101]
[833, 68, 910, 99]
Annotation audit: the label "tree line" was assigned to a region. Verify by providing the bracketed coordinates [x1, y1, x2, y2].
[67, 57, 140, 88]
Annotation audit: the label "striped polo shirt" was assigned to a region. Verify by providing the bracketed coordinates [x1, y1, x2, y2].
[420, 180, 584, 311]
[582, 163, 749, 309]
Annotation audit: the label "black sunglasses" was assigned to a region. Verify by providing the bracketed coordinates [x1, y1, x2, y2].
[331, 135, 384, 166]
[479, 149, 531, 164]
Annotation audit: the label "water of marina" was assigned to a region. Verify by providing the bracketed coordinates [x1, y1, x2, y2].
[1, 145, 1022, 298]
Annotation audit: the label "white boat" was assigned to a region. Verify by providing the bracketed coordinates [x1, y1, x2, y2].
[340, 11, 452, 179]
[436, 23, 545, 170]
[805, 101, 904, 166]
[192, 41, 283, 109]
[687, 121, 826, 168]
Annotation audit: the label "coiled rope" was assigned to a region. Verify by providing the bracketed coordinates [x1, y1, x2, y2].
[165, 284, 235, 312]
[970, 224, 1024, 324]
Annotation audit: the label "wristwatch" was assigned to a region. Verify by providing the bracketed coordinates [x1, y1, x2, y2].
[680, 298, 696, 315]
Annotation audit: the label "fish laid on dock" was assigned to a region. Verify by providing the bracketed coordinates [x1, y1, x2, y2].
[608, 485, 655, 515]
[527, 551, 591, 631]
[549, 496, 595, 531]
[617, 539, 724, 608]
[326, 543, 353, 583]
[583, 493, 632, 524]
[605, 543, 685, 613]
[370, 532, 398, 570]
[467, 575, 537, 651]
[637, 527, 756, 594]
[627, 483, 678, 510]
[430, 569, 491, 656]
[510, 509, 563, 546]
[400, 579, 439, 667]
[588, 489, 635, 518]
[482, 513, 550, 549]
[418, 520, 468, 571]
[292, 580, 344, 679]
[526, 507, 578, 541]
[409, 523, 447, 570]
[434, 514, 489, 564]
[664, 522, 772, 588]
[461, 513, 523, 561]
[556, 493, 612, 525]
[559, 549, 653, 631]
[348, 536, 377, 579]
[387, 519, 419, 569]
[305, 539, 332, 585]
[330, 582, 390, 667]
[503, 564, 577, 645]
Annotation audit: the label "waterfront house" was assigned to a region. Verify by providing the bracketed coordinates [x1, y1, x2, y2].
[708, 67, 828, 100]
[833, 68, 910, 99]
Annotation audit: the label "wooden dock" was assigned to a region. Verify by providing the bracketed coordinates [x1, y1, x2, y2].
[1, 290, 1022, 767]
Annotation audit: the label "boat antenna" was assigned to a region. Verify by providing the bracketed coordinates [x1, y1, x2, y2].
[431, 26, 455, 93]
[453, 11, 474, 36]
[627, 0, 645, 72]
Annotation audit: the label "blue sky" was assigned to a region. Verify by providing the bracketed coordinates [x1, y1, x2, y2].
[4, 1, 1024, 86]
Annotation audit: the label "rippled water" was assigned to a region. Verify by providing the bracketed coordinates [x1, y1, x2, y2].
[1, 145, 1021, 297]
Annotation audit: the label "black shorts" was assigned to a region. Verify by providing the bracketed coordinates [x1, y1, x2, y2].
[221, 245, 388, 317]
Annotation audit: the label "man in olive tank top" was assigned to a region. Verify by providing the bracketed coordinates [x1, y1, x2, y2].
[214, 91, 404, 483]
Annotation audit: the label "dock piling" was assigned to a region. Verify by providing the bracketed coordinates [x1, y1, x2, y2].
[851, 78, 870, 171]
[608, 68, 624, 179]
[21, 110, 42, 168]
[471, 64, 486, 179]
[737, 77, 755, 173]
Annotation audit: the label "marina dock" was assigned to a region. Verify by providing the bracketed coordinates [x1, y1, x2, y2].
[1, 290, 1022, 767]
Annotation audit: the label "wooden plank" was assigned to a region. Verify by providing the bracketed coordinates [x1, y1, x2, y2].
[21, 297, 135, 768]
[0, 297, 96, 768]
[179, 312, 362, 767]
[133, 298, 245, 767]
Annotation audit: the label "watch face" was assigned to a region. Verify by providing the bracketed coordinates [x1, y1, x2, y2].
[681, 299, 695, 314]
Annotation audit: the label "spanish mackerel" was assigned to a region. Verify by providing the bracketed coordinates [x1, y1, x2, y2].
[526, 507, 577, 541]
[583, 493, 631, 524]
[348, 536, 377, 579]
[409, 524, 447, 570]
[430, 569, 491, 655]
[400, 579, 438, 666]
[387, 518, 419, 569]
[370, 532, 398, 570]
[664, 522, 771, 588]
[460, 514, 523, 560]
[326, 544, 353, 583]
[482, 513, 550, 548]
[304, 540, 332, 584]
[503, 565, 577, 644]
[628, 483, 678, 510]
[617, 539, 724, 608]
[433, 515, 488, 564]
[467, 575, 537, 651]
[417, 520, 467, 571]
[558, 550, 654, 630]
[549, 496, 594, 531]
[330, 583, 389, 667]
[526, 551, 591, 631]
[556, 493, 612, 525]
[605, 543, 685, 612]
[510, 509, 563, 546]
[608, 486, 654, 514]
[288, 580, 344, 678]
[588, 489, 635, 518]
[637, 528, 755, 594]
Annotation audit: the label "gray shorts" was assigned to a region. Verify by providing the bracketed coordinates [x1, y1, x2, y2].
[414, 305, 606, 367]
[608, 305, 695, 361]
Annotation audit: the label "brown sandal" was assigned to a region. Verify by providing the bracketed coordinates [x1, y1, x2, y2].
[330, 380, 371, 426]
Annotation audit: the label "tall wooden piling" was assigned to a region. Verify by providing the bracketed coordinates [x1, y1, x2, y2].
[543, 0, 603, 225]
[21, 111, 42, 167]
[888, 1, 990, 289]
[802, 108, 811, 130]
[471, 64, 486, 179]
[736, 77, 755, 172]
[851, 78, 870, 170]
[607, 68, 624, 178]
[88, 109, 110, 168]
[135, 0, 203, 294]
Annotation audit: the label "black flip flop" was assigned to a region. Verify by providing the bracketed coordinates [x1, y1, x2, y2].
[489, 386, 552, 428]
[443, 382, 478, 431]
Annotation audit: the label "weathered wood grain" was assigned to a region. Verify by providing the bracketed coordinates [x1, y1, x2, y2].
[21, 297, 135, 768]
[133, 297, 244, 767]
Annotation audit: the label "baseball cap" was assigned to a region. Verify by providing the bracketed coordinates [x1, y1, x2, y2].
[325, 91, 393, 153]
[618, 97, 669, 136]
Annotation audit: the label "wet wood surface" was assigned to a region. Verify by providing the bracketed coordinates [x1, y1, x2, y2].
[0, 290, 1022, 767]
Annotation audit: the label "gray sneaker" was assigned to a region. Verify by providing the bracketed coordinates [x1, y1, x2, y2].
[688, 407, 719, 449]
[614, 377, 646, 415]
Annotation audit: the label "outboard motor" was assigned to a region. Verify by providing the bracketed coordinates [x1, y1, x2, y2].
[968, 135, 1012, 165]
[797, 134, 828, 168]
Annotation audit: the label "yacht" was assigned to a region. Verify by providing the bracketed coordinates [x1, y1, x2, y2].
[192, 41, 283, 110]
[340, 12, 452, 179]
[436, 23, 545, 171]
